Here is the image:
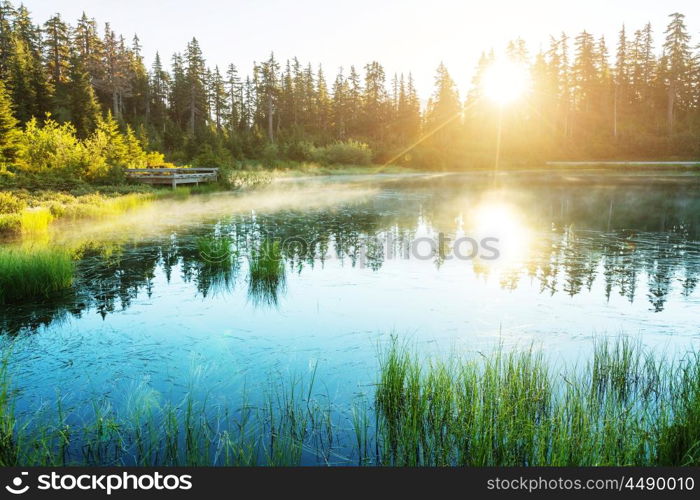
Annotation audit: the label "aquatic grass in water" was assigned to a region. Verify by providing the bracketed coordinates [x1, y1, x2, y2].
[248, 239, 287, 306]
[195, 234, 239, 296]
[2, 338, 700, 466]
[374, 338, 699, 466]
[197, 234, 236, 266]
[0, 247, 74, 304]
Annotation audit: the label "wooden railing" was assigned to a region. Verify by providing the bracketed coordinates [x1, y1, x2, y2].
[126, 168, 219, 187]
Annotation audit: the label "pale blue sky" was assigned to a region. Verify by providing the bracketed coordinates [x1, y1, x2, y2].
[22, 0, 700, 97]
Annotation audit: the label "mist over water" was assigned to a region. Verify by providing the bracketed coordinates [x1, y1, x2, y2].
[2, 173, 700, 445]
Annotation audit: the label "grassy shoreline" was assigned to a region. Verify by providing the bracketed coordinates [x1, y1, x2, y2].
[1, 337, 699, 466]
[0, 171, 277, 238]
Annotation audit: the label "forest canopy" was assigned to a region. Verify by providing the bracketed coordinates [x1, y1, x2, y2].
[1, 1, 700, 181]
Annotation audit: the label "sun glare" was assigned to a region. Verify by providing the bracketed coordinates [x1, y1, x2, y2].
[470, 200, 531, 268]
[482, 61, 530, 105]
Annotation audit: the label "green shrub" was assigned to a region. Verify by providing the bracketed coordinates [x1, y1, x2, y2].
[0, 214, 20, 235]
[0, 192, 25, 214]
[17, 118, 91, 179]
[260, 143, 280, 167]
[284, 141, 315, 162]
[312, 140, 372, 165]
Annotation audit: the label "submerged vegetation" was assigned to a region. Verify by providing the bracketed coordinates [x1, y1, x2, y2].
[0, 247, 74, 304]
[248, 239, 287, 306]
[1, 338, 700, 466]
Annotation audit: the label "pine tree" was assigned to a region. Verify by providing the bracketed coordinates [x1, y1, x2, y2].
[425, 63, 461, 167]
[149, 52, 169, 133]
[0, 79, 21, 165]
[225, 63, 242, 133]
[66, 50, 101, 138]
[0, 1, 14, 80]
[8, 4, 52, 122]
[183, 38, 208, 135]
[73, 12, 103, 84]
[663, 12, 692, 134]
[43, 14, 70, 89]
[362, 61, 388, 141]
[209, 66, 228, 131]
[614, 25, 630, 138]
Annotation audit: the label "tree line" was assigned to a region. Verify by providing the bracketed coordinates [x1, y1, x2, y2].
[1, 1, 700, 175]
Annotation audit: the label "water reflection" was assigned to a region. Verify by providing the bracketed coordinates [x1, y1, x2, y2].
[1, 177, 699, 335]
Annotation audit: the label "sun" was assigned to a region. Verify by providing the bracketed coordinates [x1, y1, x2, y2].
[482, 60, 530, 105]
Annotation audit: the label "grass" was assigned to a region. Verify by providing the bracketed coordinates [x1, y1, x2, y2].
[196, 234, 236, 267]
[247, 239, 287, 306]
[374, 337, 700, 466]
[0, 247, 75, 304]
[1, 337, 700, 466]
[195, 234, 239, 296]
[0, 170, 274, 237]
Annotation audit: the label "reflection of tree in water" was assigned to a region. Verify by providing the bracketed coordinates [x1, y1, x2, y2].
[2, 180, 700, 334]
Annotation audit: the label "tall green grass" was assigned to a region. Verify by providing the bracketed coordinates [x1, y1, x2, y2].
[0, 247, 74, 304]
[374, 338, 700, 466]
[197, 234, 236, 267]
[248, 239, 286, 306]
[1, 338, 700, 466]
[20, 208, 54, 234]
[195, 234, 239, 296]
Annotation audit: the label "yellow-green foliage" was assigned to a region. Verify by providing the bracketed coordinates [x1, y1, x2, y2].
[0, 192, 25, 214]
[17, 118, 91, 176]
[15, 115, 148, 183]
[0, 214, 20, 235]
[20, 208, 53, 234]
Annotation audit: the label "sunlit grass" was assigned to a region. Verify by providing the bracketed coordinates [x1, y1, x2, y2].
[20, 208, 53, 234]
[0, 247, 74, 304]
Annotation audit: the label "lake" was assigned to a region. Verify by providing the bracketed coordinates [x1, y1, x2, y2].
[3, 172, 700, 463]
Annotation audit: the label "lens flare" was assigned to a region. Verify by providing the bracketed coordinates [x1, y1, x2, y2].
[482, 61, 530, 105]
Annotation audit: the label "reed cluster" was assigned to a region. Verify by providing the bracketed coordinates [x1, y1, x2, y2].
[1, 338, 699, 466]
[0, 247, 74, 304]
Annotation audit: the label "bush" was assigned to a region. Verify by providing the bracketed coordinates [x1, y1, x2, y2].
[0, 214, 20, 235]
[312, 140, 372, 165]
[284, 141, 315, 162]
[17, 118, 91, 178]
[0, 192, 25, 214]
[260, 143, 280, 167]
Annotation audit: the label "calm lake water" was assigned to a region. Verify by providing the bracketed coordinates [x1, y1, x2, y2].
[3, 172, 700, 443]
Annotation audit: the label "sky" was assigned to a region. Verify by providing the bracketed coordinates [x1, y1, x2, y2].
[21, 0, 700, 98]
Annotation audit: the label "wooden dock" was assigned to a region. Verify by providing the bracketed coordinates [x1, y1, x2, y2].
[126, 168, 219, 188]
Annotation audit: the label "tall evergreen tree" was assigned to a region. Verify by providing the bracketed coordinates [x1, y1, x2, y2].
[0, 79, 20, 165]
[663, 12, 692, 133]
[65, 50, 101, 138]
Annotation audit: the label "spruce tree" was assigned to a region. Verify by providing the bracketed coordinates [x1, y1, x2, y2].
[0, 79, 21, 165]
[66, 50, 101, 138]
[663, 12, 692, 134]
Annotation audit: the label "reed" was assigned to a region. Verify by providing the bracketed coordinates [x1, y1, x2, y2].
[1, 338, 700, 466]
[196, 235, 236, 267]
[20, 208, 53, 234]
[248, 239, 286, 306]
[373, 338, 698, 466]
[0, 247, 74, 304]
